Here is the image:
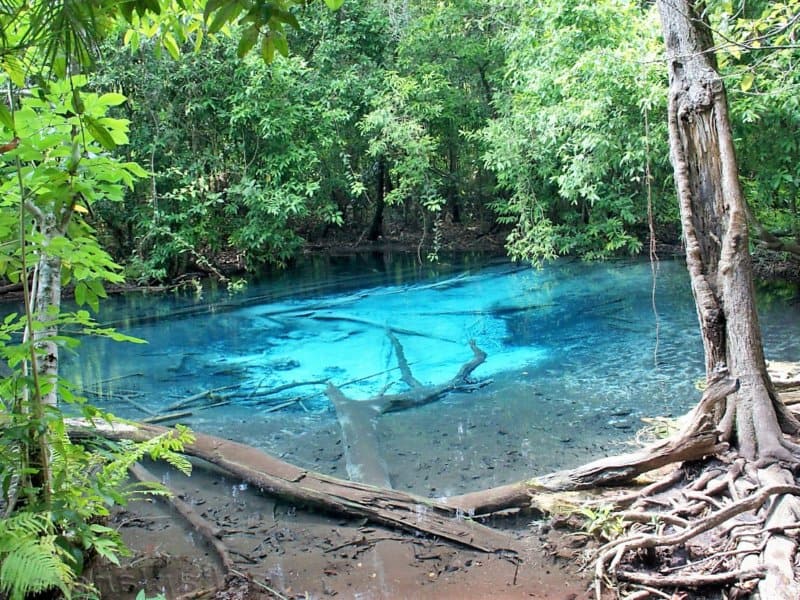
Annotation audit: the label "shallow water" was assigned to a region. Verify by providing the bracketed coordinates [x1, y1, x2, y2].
[61, 253, 800, 496]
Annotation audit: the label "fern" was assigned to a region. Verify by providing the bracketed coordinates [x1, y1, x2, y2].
[0, 514, 74, 600]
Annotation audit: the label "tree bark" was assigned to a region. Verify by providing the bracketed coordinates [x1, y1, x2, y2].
[656, 3, 800, 596]
[33, 214, 64, 408]
[367, 157, 386, 241]
[655, 0, 800, 462]
[70, 420, 521, 556]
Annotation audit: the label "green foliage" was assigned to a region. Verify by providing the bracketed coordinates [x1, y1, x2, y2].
[576, 504, 625, 541]
[0, 20, 195, 598]
[0, 513, 72, 600]
[0, 77, 144, 308]
[713, 1, 800, 240]
[479, 0, 673, 261]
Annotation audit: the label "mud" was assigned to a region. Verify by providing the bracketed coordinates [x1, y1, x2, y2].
[89, 460, 594, 600]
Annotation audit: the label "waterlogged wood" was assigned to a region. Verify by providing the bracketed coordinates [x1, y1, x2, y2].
[310, 314, 458, 343]
[129, 463, 234, 571]
[72, 420, 521, 555]
[449, 376, 738, 512]
[166, 384, 241, 412]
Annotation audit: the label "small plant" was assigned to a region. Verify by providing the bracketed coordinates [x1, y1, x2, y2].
[227, 277, 248, 295]
[576, 504, 625, 541]
[136, 589, 167, 600]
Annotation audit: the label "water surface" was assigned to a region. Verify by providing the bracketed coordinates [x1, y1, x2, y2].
[62, 254, 800, 496]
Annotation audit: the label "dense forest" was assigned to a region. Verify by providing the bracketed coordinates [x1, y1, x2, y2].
[1, 1, 800, 599]
[7, 0, 800, 284]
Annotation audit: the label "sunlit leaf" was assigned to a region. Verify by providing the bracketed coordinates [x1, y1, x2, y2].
[98, 93, 127, 107]
[163, 32, 181, 60]
[740, 72, 755, 92]
[0, 104, 14, 131]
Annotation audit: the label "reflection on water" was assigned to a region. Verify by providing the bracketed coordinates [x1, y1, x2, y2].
[59, 253, 800, 495]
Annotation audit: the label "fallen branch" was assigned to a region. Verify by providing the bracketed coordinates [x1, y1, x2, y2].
[616, 567, 767, 587]
[71, 419, 521, 555]
[128, 463, 234, 571]
[165, 385, 240, 412]
[310, 314, 458, 344]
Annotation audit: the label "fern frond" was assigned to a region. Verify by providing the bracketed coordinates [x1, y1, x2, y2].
[0, 511, 50, 543]
[0, 533, 74, 600]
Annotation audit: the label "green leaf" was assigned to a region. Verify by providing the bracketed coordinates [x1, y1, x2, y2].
[74, 281, 87, 306]
[324, 0, 344, 9]
[1, 55, 26, 87]
[261, 35, 275, 62]
[98, 93, 127, 107]
[236, 25, 259, 58]
[83, 116, 117, 151]
[272, 32, 289, 57]
[208, 1, 243, 34]
[203, 0, 226, 21]
[0, 104, 14, 131]
[163, 32, 181, 60]
[275, 9, 300, 30]
[740, 72, 755, 92]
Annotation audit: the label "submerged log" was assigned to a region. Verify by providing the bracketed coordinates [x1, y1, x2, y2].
[70, 419, 520, 556]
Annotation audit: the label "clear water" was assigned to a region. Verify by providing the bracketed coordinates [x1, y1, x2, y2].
[60, 253, 800, 496]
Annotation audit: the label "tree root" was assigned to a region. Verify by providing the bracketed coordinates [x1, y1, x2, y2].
[616, 567, 767, 587]
[593, 476, 800, 599]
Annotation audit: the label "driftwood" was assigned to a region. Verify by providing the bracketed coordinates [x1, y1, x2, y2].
[310, 314, 458, 343]
[128, 463, 234, 571]
[447, 374, 739, 514]
[70, 419, 521, 556]
[165, 385, 240, 412]
[327, 332, 487, 416]
[324, 332, 488, 490]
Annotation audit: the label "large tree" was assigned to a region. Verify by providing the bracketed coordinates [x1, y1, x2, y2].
[656, 0, 800, 463]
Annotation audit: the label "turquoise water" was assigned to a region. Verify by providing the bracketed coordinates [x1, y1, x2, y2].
[61, 254, 800, 495]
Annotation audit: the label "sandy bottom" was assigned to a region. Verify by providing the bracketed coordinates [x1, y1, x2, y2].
[89, 459, 594, 600]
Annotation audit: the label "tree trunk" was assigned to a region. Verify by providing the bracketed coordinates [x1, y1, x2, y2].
[367, 158, 386, 241]
[70, 420, 521, 555]
[656, 3, 800, 596]
[33, 213, 64, 408]
[655, 0, 800, 462]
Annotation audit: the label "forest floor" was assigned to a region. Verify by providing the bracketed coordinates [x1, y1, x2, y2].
[88, 459, 595, 600]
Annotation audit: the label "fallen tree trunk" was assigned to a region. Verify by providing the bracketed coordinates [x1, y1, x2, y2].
[448, 373, 738, 512]
[70, 419, 520, 556]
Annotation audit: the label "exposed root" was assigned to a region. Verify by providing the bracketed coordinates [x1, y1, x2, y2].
[593, 470, 800, 599]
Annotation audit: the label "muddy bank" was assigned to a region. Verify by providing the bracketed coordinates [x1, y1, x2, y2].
[89, 459, 593, 600]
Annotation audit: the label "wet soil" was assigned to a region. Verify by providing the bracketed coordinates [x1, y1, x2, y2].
[89, 460, 594, 600]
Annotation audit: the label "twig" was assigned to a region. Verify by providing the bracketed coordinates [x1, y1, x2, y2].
[616, 567, 766, 587]
[246, 378, 328, 400]
[85, 372, 143, 388]
[142, 410, 193, 424]
[230, 568, 289, 600]
[264, 399, 300, 413]
[128, 463, 234, 571]
[165, 384, 240, 411]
